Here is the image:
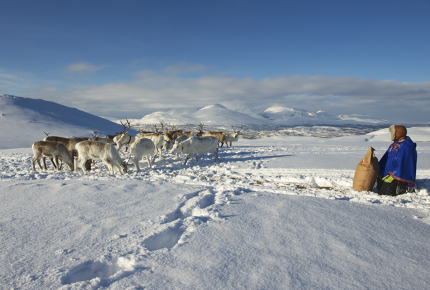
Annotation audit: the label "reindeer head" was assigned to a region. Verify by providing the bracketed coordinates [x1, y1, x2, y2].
[170, 142, 183, 155]
[119, 160, 128, 174]
[232, 125, 242, 137]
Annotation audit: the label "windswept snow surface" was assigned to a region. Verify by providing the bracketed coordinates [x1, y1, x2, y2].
[1, 127, 430, 289]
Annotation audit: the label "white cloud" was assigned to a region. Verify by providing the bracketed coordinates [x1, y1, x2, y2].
[22, 69, 430, 123]
[65, 62, 104, 74]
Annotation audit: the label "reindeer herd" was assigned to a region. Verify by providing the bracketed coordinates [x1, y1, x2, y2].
[31, 121, 242, 175]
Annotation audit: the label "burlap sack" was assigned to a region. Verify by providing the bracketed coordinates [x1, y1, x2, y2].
[352, 146, 379, 192]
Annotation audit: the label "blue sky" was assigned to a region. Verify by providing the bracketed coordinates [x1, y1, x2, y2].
[1, 0, 429, 123]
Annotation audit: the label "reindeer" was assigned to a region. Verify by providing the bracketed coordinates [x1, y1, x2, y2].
[94, 135, 117, 145]
[75, 141, 127, 175]
[165, 124, 183, 141]
[32, 141, 74, 171]
[170, 136, 219, 165]
[185, 131, 198, 138]
[221, 126, 242, 148]
[43, 136, 91, 169]
[196, 123, 226, 147]
[113, 119, 136, 155]
[162, 125, 184, 152]
[136, 132, 164, 162]
[129, 137, 155, 172]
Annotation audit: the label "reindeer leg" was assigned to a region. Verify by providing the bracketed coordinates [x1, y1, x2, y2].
[184, 153, 192, 165]
[32, 157, 38, 171]
[85, 159, 92, 171]
[54, 157, 60, 170]
[195, 154, 198, 162]
[36, 159, 44, 170]
[43, 158, 48, 169]
[134, 157, 140, 172]
[152, 149, 158, 163]
[147, 155, 152, 168]
[104, 159, 114, 175]
[80, 159, 88, 174]
[50, 157, 57, 169]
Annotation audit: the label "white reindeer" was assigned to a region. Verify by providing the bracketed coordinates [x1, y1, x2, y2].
[75, 141, 127, 175]
[136, 132, 164, 162]
[113, 119, 136, 155]
[94, 135, 117, 145]
[129, 137, 155, 172]
[164, 134, 189, 158]
[221, 126, 242, 148]
[114, 133, 136, 155]
[32, 141, 74, 171]
[170, 136, 219, 165]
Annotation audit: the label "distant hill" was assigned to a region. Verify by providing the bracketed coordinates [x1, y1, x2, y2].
[0, 94, 136, 149]
[263, 105, 386, 125]
[127, 104, 389, 127]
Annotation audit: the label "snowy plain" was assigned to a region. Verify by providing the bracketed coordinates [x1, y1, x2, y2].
[1, 95, 430, 289]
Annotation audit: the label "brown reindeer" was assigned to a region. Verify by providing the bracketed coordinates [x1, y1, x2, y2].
[43, 136, 91, 170]
[32, 141, 74, 171]
[196, 123, 226, 147]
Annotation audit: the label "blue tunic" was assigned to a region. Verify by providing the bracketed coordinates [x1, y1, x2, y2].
[378, 137, 417, 187]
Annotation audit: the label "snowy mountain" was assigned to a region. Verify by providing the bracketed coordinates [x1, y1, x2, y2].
[191, 104, 271, 125]
[128, 104, 271, 127]
[128, 104, 389, 127]
[0, 94, 137, 149]
[263, 105, 386, 125]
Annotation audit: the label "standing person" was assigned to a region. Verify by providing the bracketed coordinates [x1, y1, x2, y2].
[377, 125, 417, 196]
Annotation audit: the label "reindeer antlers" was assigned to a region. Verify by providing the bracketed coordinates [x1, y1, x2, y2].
[232, 125, 243, 133]
[197, 123, 205, 133]
[91, 129, 102, 140]
[118, 119, 132, 134]
[153, 122, 165, 133]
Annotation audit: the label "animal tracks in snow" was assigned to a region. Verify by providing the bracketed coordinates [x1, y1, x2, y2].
[144, 189, 220, 251]
[59, 187, 226, 287]
[143, 221, 185, 251]
[60, 255, 138, 288]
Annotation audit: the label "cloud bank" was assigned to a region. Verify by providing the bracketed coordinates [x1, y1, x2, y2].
[4, 64, 430, 124]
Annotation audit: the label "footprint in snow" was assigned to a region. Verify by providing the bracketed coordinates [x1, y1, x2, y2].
[60, 255, 137, 287]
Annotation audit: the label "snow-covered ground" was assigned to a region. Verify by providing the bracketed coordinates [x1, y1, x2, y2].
[1, 95, 430, 289]
[2, 127, 430, 289]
